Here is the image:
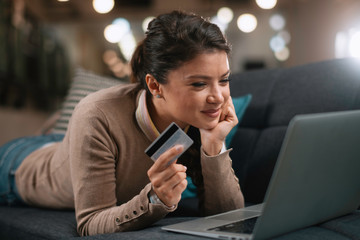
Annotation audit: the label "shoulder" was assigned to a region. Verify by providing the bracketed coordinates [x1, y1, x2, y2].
[79, 83, 141, 106]
[70, 83, 142, 126]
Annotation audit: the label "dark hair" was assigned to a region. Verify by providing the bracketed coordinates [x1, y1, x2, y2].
[130, 10, 231, 90]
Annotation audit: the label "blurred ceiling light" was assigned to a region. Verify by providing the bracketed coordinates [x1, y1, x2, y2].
[335, 31, 348, 58]
[269, 14, 285, 31]
[211, 16, 228, 33]
[217, 7, 234, 24]
[93, 0, 114, 14]
[278, 30, 291, 44]
[237, 14, 257, 33]
[104, 25, 124, 43]
[349, 31, 360, 58]
[118, 32, 136, 62]
[270, 35, 286, 52]
[112, 18, 131, 32]
[335, 29, 360, 59]
[104, 18, 131, 43]
[142, 16, 155, 33]
[256, 0, 277, 9]
[57, 0, 69, 2]
[274, 46, 290, 61]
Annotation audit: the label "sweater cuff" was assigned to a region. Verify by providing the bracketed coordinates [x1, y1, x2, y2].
[148, 186, 176, 211]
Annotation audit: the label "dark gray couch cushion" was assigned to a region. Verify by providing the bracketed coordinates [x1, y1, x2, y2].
[1, 205, 359, 239]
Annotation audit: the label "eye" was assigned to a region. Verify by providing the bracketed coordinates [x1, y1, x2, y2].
[191, 82, 206, 88]
[220, 78, 230, 85]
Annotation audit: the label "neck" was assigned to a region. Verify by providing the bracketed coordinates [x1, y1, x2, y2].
[146, 94, 172, 133]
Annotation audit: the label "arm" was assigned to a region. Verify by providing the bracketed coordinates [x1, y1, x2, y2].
[200, 148, 244, 215]
[68, 103, 175, 236]
[198, 96, 245, 215]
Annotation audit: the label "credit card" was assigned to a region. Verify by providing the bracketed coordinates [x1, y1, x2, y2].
[145, 122, 193, 165]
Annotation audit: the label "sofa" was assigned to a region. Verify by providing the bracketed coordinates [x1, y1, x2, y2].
[1, 58, 360, 239]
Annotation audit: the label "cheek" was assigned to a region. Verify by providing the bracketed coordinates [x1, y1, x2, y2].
[222, 88, 230, 101]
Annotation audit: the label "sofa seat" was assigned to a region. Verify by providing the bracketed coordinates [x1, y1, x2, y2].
[1, 205, 359, 239]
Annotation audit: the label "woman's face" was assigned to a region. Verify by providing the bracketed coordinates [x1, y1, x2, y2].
[158, 50, 230, 130]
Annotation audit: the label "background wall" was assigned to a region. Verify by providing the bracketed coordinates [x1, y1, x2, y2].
[1, 0, 360, 145]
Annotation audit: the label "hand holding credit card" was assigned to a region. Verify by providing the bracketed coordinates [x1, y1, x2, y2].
[145, 122, 193, 165]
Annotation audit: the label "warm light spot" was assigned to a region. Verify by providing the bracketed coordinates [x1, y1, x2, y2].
[349, 31, 360, 58]
[274, 46, 290, 61]
[256, 0, 277, 9]
[118, 32, 137, 61]
[93, 0, 114, 14]
[142, 16, 155, 33]
[217, 7, 234, 24]
[104, 18, 130, 43]
[335, 31, 348, 58]
[237, 14, 257, 33]
[211, 16, 228, 33]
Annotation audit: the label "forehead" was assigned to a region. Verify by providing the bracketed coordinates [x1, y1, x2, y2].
[174, 51, 229, 76]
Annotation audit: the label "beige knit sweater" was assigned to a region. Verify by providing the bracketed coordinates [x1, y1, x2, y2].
[15, 83, 244, 236]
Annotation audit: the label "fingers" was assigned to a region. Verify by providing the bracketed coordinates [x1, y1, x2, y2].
[155, 174, 188, 206]
[147, 145, 188, 206]
[151, 145, 184, 171]
[150, 163, 187, 189]
[220, 96, 238, 124]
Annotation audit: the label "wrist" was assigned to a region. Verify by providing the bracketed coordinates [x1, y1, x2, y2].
[202, 141, 224, 156]
[148, 188, 176, 210]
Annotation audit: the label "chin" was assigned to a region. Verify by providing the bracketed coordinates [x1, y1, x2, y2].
[195, 120, 219, 130]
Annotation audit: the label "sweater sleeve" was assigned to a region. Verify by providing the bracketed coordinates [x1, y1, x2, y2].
[199, 147, 245, 216]
[68, 103, 176, 236]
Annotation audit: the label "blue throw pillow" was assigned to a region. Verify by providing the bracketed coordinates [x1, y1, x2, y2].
[225, 94, 252, 148]
[181, 176, 197, 199]
[181, 94, 252, 200]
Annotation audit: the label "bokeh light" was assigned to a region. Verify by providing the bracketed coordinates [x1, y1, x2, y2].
[256, 0, 277, 9]
[142, 16, 155, 33]
[270, 35, 286, 52]
[237, 14, 257, 33]
[278, 30, 291, 44]
[335, 31, 348, 58]
[118, 32, 136, 62]
[269, 14, 285, 31]
[274, 46, 290, 61]
[349, 31, 360, 58]
[217, 7, 234, 24]
[211, 16, 228, 33]
[104, 18, 131, 43]
[93, 0, 114, 14]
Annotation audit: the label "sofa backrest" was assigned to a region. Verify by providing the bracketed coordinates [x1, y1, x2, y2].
[229, 58, 360, 204]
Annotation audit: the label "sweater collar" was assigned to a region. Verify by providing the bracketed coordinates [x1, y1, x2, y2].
[135, 89, 190, 142]
[135, 90, 160, 142]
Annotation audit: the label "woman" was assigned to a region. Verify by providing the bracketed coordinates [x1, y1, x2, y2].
[0, 10, 244, 236]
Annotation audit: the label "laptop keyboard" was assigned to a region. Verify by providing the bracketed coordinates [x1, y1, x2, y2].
[208, 217, 258, 234]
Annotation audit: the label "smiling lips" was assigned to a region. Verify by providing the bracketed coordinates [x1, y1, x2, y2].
[201, 108, 221, 118]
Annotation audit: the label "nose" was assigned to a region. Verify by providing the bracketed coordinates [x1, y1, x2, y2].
[207, 86, 224, 104]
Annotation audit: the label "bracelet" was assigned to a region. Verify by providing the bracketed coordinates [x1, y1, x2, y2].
[148, 189, 176, 210]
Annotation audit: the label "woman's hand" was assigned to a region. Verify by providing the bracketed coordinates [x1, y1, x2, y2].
[147, 145, 188, 207]
[199, 96, 238, 155]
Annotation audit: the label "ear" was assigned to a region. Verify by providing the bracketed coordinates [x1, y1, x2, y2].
[145, 74, 161, 97]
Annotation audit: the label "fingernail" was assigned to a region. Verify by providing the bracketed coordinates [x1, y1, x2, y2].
[176, 145, 183, 151]
[184, 166, 187, 171]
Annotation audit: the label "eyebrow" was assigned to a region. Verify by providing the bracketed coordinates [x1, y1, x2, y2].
[185, 70, 231, 80]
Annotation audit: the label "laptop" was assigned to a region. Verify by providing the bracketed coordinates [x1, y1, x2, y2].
[162, 110, 360, 240]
